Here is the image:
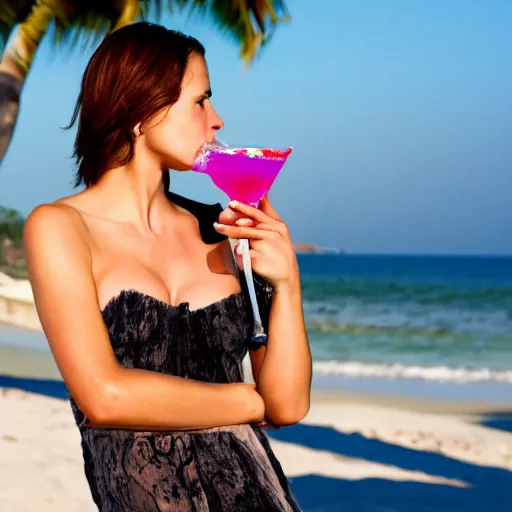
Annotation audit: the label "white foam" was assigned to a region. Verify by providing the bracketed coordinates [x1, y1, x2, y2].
[313, 360, 512, 383]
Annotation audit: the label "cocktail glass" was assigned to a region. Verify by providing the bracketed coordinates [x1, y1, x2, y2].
[192, 140, 293, 344]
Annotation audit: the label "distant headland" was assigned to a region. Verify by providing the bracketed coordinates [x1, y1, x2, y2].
[292, 243, 345, 255]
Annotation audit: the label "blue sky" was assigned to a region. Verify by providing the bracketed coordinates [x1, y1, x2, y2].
[0, 0, 510, 255]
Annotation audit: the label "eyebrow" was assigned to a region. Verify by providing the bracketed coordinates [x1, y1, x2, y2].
[202, 89, 212, 98]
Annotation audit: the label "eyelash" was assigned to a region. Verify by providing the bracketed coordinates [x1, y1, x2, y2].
[198, 98, 207, 108]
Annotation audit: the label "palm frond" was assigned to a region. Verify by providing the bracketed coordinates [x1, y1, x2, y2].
[0, 1, 35, 47]
[49, 1, 140, 48]
[2, 0, 290, 64]
[139, 0, 174, 20]
[184, 0, 290, 63]
[0, 1, 35, 25]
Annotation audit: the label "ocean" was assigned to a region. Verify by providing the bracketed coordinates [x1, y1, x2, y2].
[301, 254, 512, 386]
[1, 254, 511, 402]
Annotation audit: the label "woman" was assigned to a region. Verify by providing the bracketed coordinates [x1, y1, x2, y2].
[24, 22, 311, 511]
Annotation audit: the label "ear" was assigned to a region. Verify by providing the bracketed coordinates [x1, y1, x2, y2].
[133, 122, 141, 138]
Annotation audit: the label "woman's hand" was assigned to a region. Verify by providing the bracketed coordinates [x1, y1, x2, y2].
[214, 194, 299, 291]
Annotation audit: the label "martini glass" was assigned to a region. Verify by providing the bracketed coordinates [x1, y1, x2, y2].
[192, 140, 293, 344]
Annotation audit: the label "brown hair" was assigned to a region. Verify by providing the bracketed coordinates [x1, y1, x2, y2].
[66, 22, 205, 188]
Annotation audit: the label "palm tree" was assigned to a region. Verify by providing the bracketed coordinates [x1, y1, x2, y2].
[0, 0, 290, 168]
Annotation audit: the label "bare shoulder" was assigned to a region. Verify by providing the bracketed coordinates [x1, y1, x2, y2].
[23, 202, 91, 297]
[23, 197, 94, 298]
[23, 192, 92, 249]
[24, 193, 91, 253]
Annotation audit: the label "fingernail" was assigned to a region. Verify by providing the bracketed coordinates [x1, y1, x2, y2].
[229, 200, 237, 208]
[213, 222, 224, 229]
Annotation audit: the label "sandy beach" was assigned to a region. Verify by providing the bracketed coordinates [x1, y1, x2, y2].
[1, 348, 512, 511]
[1, 382, 512, 511]
[1, 275, 512, 510]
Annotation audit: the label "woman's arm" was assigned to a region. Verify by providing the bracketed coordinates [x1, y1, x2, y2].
[215, 196, 313, 426]
[257, 278, 311, 425]
[249, 345, 266, 385]
[248, 282, 310, 426]
[23, 204, 265, 430]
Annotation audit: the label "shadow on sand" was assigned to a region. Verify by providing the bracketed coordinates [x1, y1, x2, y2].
[268, 422, 512, 511]
[2, 375, 512, 511]
[478, 411, 512, 434]
[0, 374, 69, 399]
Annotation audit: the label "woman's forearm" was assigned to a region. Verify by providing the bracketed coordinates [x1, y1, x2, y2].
[257, 277, 312, 425]
[213, 198, 312, 425]
[83, 369, 265, 430]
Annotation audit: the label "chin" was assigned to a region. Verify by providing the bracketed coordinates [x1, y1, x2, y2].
[175, 160, 194, 172]
[166, 156, 194, 172]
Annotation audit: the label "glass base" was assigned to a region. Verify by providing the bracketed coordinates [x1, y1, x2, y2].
[251, 333, 268, 344]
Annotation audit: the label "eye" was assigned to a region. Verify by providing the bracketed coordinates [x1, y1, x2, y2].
[197, 97, 207, 108]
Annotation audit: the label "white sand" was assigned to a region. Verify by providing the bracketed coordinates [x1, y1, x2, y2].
[1, 387, 511, 511]
[0, 272, 16, 287]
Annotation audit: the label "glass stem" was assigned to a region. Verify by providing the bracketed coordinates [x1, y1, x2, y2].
[239, 238, 267, 343]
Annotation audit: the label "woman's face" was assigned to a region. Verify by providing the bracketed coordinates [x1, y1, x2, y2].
[142, 52, 224, 171]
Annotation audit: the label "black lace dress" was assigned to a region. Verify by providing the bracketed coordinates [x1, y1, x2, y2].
[69, 192, 302, 512]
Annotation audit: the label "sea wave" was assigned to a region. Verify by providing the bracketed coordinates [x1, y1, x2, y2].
[305, 316, 512, 341]
[313, 360, 512, 383]
[307, 318, 463, 338]
[301, 278, 512, 308]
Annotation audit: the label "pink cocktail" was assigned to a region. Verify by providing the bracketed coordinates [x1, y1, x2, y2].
[191, 142, 293, 345]
[192, 145, 293, 206]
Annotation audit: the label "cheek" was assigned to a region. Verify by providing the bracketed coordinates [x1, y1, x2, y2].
[144, 120, 199, 167]
[175, 110, 209, 153]
[145, 123, 175, 153]
[143, 104, 209, 166]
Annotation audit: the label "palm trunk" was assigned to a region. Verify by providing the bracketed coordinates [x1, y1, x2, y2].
[0, 0, 140, 168]
[0, 0, 58, 166]
[0, 71, 21, 165]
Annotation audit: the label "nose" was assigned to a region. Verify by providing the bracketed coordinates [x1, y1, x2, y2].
[211, 106, 224, 132]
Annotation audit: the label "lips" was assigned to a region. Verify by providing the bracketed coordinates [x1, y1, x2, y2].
[194, 143, 206, 159]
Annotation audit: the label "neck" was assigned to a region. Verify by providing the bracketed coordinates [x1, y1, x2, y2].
[89, 157, 175, 236]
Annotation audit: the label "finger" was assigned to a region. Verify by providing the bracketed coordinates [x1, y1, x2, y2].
[249, 238, 273, 252]
[234, 242, 259, 267]
[239, 246, 264, 260]
[258, 420, 280, 430]
[250, 221, 288, 237]
[233, 243, 244, 269]
[235, 217, 254, 227]
[228, 200, 274, 225]
[218, 208, 246, 225]
[260, 194, 281, 221]
[213, 223, 274, 240]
